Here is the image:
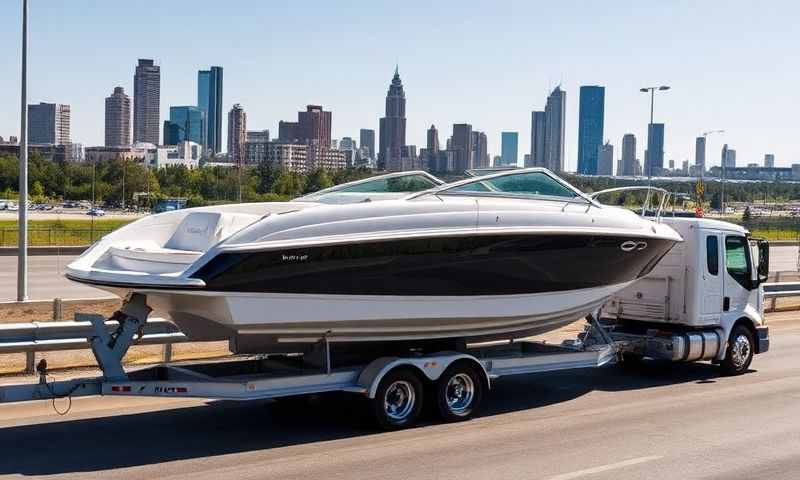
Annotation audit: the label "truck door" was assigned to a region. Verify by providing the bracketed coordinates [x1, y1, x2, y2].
[701, 233, 724, 322]
[722, 235, 754, 312]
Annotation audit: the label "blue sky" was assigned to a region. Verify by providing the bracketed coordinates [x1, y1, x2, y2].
[0, 0, 797, 169]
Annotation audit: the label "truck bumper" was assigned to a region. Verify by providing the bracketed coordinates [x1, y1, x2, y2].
[756, 326, 769, 354]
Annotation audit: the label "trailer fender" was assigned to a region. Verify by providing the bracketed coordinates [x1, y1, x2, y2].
[358, 354, 490, 399]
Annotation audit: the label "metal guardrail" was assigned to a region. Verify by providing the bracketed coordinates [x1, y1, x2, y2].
[763, 282, 800, 299]
[0, 317, 186, 354]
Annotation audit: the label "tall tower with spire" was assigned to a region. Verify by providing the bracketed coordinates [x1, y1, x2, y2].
[378, 66, 407, 171]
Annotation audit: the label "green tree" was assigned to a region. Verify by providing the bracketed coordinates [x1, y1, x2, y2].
[304, 168, 334, 193]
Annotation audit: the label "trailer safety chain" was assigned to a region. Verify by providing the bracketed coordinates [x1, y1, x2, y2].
[36, 359, 82, 415]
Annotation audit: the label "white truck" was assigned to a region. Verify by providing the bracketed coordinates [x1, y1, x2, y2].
[0, 216, 770, 430]
[603, 216, 770, 375]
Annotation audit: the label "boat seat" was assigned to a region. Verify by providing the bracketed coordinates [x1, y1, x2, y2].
[107, 211, 260, 275]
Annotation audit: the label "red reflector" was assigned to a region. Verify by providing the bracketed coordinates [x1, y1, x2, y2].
[176, 387, 188, 393]
[111, 386, 131, 392]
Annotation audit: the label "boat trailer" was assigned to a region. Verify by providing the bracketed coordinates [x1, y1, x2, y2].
[0, 295, 619, 428]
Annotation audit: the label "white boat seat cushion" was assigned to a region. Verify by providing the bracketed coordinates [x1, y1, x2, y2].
[164, 212, 224, 252]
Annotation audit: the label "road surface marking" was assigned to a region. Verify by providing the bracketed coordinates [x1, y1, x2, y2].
[546, 455, 663, 480]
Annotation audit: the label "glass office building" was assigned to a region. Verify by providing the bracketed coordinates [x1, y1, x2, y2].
[500, 131, 519, 166]
[164, 106, 205, 146]
[198, 66, 223, 154]
[577, 86, 605, 175]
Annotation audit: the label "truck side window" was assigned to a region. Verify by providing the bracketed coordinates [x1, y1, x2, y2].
[725, 236, 751, 288]
[706, 236, 718, 275]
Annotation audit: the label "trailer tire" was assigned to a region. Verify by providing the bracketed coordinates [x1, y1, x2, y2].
[436, 362, 484, 423]
[720, 325, 754, 376]
[371, 368, 424, 430]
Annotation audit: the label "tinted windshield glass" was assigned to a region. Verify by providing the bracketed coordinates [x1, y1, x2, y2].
[335, 175, 438, 193]
[448, 172, 577, 198]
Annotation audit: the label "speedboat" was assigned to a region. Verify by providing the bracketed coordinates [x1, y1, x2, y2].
[65, 168, 682, 354]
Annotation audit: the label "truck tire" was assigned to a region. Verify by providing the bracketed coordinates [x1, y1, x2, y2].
[720, 325, 754, 376]
[436, 362, 484, 422]
[371, 368, 424, 430]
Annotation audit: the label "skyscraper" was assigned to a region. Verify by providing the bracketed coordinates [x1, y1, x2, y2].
[545, 86, 566, 173]
[359, 128, 375, 159]
[279, 105, 333, 147]
[533, 86, 566, 173]
[577, 86, 605, 174]
[597, 142, 614, 176]
[298, 105, 332, 147]
[228, 104, 247, 165]
[451, 124, 473, 172]
[765, 153, 775, 168]
[163, 106, 205, 146]
[621, 133, 636, 176]
[133, 59, 160, 144]
[472, 131, 489, 168]
[695, 136, 706, 173]
[529, 111, 546, 167]
[104, 87, 130, 147]
[198, 66, 223, 154]
[721, 145, 736, 168]
[500, 131, 519, 166]
[644, 123, 665, 176]
[378, 67, 407, 171]
[28, 102, 70, 145]
[427, 125, 440, 153]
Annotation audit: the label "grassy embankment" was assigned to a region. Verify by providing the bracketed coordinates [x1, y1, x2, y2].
[0, 218, 135, 246]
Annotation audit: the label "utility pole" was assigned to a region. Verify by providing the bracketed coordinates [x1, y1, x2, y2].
[17, 0, 29, 302]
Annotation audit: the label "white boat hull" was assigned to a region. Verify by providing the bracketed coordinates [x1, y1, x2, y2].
[135, 282, 631, 351]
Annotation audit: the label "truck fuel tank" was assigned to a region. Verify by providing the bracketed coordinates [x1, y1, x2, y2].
[645, 329, 725, 362]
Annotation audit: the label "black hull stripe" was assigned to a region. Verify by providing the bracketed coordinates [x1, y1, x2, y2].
[192, 233, 676, 296]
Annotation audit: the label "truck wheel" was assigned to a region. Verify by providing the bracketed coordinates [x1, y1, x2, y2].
[436, 363, 484, 422]
[720, 325, 754, 376]
[371, 369, 424, 430]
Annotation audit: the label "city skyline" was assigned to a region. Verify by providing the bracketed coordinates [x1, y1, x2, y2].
[0, 1, 797, 169]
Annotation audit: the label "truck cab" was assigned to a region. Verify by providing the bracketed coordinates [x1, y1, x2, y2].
[603, 217, 770, 374]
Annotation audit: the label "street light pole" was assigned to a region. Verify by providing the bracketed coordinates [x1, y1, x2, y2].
[17, 0, 29, 302]
[639, 85, 670, 183]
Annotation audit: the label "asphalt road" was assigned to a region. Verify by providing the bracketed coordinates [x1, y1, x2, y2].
[1, 246, 798, 302]
[0, 255, 112, 302]
[1, 314, 800, 480]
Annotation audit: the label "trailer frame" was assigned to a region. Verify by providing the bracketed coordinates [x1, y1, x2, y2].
[0, 296, 618, 427]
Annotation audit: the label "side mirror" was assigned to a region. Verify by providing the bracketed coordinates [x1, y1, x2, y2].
[757, 239, 770, 285]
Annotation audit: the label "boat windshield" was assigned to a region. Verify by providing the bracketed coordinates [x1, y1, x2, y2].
[437, 170, 580, 199]
[295, 171, 443, 204]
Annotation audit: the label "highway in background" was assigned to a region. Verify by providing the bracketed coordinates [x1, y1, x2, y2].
[1, 312, 799, 479]
[1, 246, 798, 302]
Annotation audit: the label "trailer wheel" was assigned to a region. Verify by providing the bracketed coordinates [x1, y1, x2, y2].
[720, 325, 754, 376]
[436, 363, 484, 422]
[371, 369, 424, 430]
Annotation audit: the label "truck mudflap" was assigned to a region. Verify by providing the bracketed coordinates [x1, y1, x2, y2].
[756, 326, 769, 354]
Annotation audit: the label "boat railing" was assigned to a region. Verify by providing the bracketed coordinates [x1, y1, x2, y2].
[589, 186, 671, 222]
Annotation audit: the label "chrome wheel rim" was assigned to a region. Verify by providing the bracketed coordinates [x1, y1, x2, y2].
[445, 373, 475, 415]
[384, 380, 415, 422]
[730, 334, 752, 369]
